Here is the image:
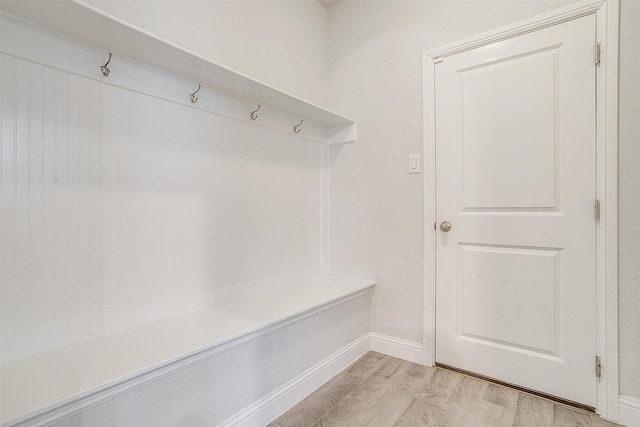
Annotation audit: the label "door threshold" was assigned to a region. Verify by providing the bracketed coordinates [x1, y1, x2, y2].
[435, 363, 595, 413]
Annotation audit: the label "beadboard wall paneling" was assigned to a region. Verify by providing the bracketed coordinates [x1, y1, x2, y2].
[0, 52, 325, 336]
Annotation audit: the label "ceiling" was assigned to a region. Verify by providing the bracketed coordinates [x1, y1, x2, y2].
[317, 0, 344, 10]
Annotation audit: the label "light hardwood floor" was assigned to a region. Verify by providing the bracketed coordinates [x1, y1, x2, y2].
[269, 352, 623, 427]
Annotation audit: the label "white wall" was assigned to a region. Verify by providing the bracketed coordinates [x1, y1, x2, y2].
[0, 14, 326, 339]
[618, 0, 640, 401]
[327, 0, 578, 344]
[328, 0, 640, 404]
[81, 0, 328, 105]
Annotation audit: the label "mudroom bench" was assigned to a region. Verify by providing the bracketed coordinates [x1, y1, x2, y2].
[1, 277, 375, 427]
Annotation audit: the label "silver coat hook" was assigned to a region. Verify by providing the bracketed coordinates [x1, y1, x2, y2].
[100, 52, 112, 77]
[293, 119, 304, 133]
[250, 105, 261, 121]
[190, 84, 201, 103]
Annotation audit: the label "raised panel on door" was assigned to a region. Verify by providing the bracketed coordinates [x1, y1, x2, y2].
[461, 49, 558, 211]
[435, 14, 597, 407]
[458, 244, 561, 356]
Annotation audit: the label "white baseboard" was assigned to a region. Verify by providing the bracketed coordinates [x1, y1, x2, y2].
[619, 395, 640, 427]
[222, 331, 423, 426]
[220, 333, 371, 427]
[369, 332, 423, 364]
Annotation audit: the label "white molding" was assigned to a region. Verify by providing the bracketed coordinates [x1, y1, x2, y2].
[598, 0, 620, 419]
[422, 46, 438, 368]
[321, 143, 330, 270]
[220, 333, 371, 427]
[424, 0, 608, 59]
[326, 124, 357, 145]
[369, 332, 422, 365]
[422, 0, 619, 419]
[619, 395, 640, 427]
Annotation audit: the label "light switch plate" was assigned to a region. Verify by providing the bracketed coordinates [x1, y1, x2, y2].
[409, 154, 421, 174]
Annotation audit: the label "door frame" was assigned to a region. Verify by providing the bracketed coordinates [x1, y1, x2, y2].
[422, 0, 620, 419]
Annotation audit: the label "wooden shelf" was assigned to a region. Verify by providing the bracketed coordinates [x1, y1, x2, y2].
[1, 276, 375, 425]
[0, 0, 356, 143]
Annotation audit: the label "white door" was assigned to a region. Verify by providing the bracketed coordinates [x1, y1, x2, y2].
[435, 15, 597, 406]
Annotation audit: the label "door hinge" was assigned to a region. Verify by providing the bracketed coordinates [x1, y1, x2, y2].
[595, 355, 602, 378]
[594, 199, 601, 222]
[595, 42, 601, 66]
[434, 222, 437, 231]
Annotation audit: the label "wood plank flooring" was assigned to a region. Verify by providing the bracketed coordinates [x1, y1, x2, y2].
[269, 352, 623, 427]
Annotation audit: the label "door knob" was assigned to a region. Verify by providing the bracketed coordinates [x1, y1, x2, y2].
[439, 221, 452, 232]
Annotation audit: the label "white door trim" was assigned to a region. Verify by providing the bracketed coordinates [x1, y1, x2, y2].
[422, 0, 619, 419]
